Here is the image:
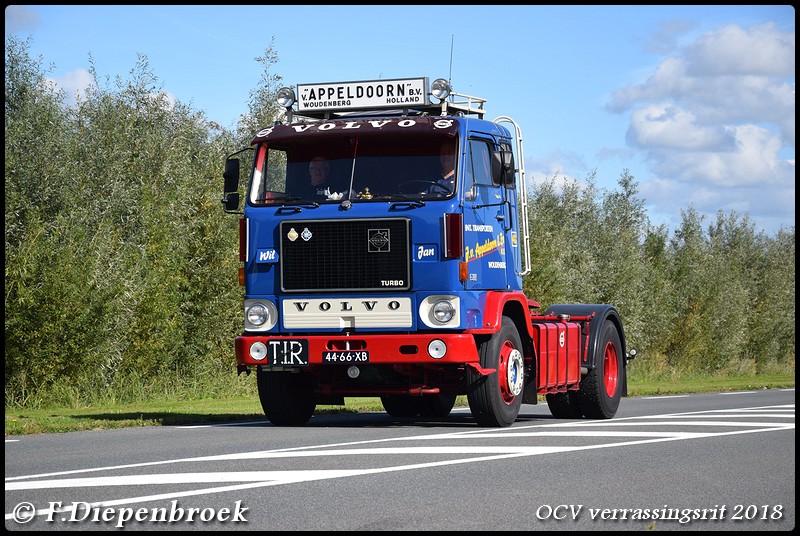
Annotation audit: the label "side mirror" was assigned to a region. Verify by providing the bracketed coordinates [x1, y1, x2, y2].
[222, 158, 241, 212]
[464, 183, 477, 201]
[221, 192, 240, 212]
[491, 149, 515, 188]
[223, 158, 240, 193]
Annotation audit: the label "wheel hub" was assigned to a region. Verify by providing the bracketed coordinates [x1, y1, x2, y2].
[505, 348, 524, 397]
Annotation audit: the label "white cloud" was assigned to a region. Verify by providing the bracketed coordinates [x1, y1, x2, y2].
[683, 23, 795, 77]
[640, 18, 697, 54]
[48, 69, 96, 106]
[4, 5, 40, 35]
[627, 103, 734, 151]
[608, 21, 795, 235]
[526, 149, 589, 188]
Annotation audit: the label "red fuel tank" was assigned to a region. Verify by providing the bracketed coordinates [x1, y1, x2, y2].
[531, 322, 581, 392]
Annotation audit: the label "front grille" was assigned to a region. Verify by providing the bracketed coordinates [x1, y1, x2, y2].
[280, 218, 410, 292]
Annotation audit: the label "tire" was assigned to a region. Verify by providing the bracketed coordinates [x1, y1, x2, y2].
[467, 317, 525, 427]
[418, 393, 457, 418]
[576, 320, 623, 419]
[546, 391, 583, 419]
[257, 368, 316, 426]
[380, 395, 421, 418]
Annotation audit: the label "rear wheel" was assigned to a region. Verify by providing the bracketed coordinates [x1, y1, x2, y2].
[577, 320, 623, 419]
[546, 391, 583, 419]
[257, 368, 316, 426]
[418, 393, 457, 418]
[467, 317, 525, 427]
[380, 395, 421, 418]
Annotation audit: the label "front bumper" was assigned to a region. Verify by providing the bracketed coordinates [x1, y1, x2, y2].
[235, 332, 480, 366]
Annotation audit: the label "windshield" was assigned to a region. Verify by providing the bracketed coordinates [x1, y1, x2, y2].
[248, 131, 459, 205]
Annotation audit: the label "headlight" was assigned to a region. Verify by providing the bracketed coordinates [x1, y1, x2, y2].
[276, 87, 296, 108]
[431, 78, 451, 100]
[244, 300, 278, 331]
[250, 341, 268, 361]
[419, 295, 460, 328]
[432, 299, 456, 323]
[428, 339, 447, 359]
[247, 303, 268, 326]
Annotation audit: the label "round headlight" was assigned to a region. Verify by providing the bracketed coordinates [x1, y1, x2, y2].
[250, 341, 268, 361]
[432, 299, 456, 324]
[276, 87, 296, 108]
[244, 300, 278, 331]
[428, 339, 447, 359]
[246, 303, 269, 327]
[431, 78, 451, 100]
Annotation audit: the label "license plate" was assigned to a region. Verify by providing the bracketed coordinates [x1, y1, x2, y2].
[323, 351, 370, 363]
[267, 339, 309, 366]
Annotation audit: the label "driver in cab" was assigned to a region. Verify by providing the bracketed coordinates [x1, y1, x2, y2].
[425, 141, 456, 195]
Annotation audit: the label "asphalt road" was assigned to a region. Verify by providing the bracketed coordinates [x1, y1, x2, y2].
[5, 388, 795, 531]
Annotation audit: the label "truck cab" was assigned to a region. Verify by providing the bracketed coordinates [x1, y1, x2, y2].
[222, 77, 628, 427]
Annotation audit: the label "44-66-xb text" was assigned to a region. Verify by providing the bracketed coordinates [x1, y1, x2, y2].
[323, 351, 369, 363]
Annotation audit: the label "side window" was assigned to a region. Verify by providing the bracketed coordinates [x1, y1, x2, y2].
[249, 145, 288, 204]
[465, 138, 499, 203]
[266, 149, 288, 192]
[468, 139, 493, 186]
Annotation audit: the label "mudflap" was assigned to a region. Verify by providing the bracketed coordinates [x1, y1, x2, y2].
[522, 370, 538, 404]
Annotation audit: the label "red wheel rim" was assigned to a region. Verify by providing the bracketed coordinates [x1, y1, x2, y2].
[603, 341, 619, 397]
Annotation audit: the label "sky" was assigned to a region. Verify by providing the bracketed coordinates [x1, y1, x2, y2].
[5, 5, 795, 236]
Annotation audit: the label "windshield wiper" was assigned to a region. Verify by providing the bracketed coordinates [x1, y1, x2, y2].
[391, 199, 425, 209]
[275, 200, 320, 213]
[370, 194, 426, 208]
[257, 192, 320, 210]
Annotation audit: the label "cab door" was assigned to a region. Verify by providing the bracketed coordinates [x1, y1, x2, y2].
[462, 136, 510, 291]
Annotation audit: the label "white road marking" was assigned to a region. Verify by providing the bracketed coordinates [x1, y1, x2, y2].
[5, 402, 794, 522]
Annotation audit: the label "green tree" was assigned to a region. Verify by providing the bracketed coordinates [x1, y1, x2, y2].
[746, 226, 795, 371]
[591, 170, 650, 346]
[236, 39, 284, 142]
[5, 36, 244, 406]
[632, 223, 675, 377]
[5, 35, 83, 404]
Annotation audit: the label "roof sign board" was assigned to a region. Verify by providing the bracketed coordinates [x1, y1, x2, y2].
[296, 77, 428, 112]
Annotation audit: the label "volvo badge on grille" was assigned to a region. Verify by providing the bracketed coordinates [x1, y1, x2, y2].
[368, 229, 390, 252]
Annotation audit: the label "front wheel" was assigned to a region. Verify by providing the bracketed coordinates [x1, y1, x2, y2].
[257, 368, 316, 426]
[467, 317, 525, 427]
[576, 320, 623, 419]
[380, 395, 421, 418]
[418, 393, 457, 418]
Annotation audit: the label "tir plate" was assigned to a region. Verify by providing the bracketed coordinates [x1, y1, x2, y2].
[266, 340, 309, 366]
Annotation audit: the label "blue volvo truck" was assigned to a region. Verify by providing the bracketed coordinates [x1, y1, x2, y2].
[221, 77, 634, 426]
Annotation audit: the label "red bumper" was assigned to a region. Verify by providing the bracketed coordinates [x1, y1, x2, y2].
[235, 333, 480, 366]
